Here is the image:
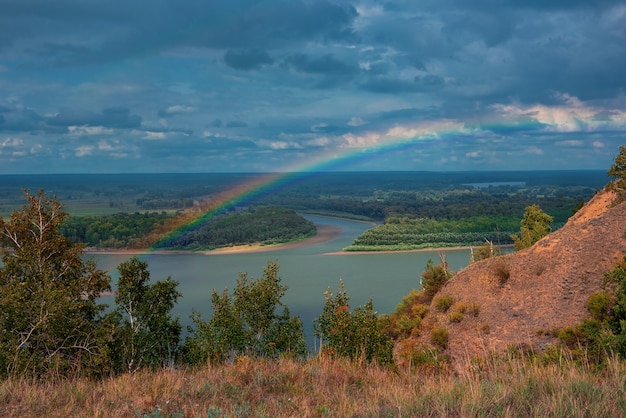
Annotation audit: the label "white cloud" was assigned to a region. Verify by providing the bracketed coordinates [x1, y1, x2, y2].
[142, 131, 167, 140]
[2, 137, 23, 148]
[76, 146, 94, 157]
[556, 140, 584, 147]
[492, 95, 626, 133]
[68, 126, 114, 136]
[348, 117, 366, 127]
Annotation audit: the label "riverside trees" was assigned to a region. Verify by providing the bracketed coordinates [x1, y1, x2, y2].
[183, 261, 307, 363]
[0, 190, 183, 378]
[0, 190, 112, 378]
[0, 191, 397, 379]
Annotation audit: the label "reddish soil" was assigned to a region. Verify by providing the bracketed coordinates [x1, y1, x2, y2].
[416, 188, 626, 369]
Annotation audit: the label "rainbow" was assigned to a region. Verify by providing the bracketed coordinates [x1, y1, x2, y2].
[148, 118, 509, 248]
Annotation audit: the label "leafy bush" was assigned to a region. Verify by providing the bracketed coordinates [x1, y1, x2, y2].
[448, 311, 464, 323]
[433, 295, 455, 312]
[421, 258, 453, 297]
[183, 261, 306, 364]
[556, 256, 626, 364]
[386, 293, 429, 338]
[448, 302, 469, 323]
[587, 291, 614, 321]
[430, 327, 449, 349]
[314, 280, 394, 365]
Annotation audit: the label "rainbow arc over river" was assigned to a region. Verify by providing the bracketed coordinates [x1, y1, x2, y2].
[148, 119, 502, 249]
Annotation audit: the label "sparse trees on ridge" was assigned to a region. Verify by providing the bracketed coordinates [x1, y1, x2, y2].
[608, 145, 626, 192]
[510, 204, 553, 250]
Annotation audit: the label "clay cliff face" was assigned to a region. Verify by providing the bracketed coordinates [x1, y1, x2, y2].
[418, 189, 626, 366]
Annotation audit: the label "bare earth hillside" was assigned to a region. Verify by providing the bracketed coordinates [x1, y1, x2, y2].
[418, 188, 626, 368]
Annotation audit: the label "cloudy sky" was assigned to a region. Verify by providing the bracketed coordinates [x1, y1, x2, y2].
[1, 0, 625, 173]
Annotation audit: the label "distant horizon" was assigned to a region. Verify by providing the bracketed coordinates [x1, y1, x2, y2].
[0, 168, 610, 176]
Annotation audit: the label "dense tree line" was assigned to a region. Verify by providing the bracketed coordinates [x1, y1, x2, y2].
[265, 184, 591, 226]
[346, 215, 517, 251]
[158, 206, 316, 250]
[60, 211, 171, 248]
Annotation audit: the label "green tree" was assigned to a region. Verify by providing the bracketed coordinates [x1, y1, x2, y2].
[421, 255, 453, 298]
[510, 204, 553, 250]
[314, 280, 394, 365]
[183, 261, 306, 364]
[0, 190, 111, 378]
[608, 145, 626, 192]
[112, 257, 181, 373]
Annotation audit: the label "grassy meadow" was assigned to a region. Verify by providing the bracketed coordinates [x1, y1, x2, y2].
[1, 354, 624, 417]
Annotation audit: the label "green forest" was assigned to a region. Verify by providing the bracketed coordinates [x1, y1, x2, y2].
[59, 206, 316, 250]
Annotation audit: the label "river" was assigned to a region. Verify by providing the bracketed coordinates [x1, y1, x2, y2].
[90, 215, 472, 348]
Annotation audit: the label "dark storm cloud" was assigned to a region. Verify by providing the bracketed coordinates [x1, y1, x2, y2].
[284, 53, 359, 75]
[224, 49, 274, 70]
[225, 121, 248, 128]
[361, 77, 422, 94]
[47, 108, 142, 129]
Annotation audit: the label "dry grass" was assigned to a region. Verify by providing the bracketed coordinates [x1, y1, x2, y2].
[1, 354, 624, 417]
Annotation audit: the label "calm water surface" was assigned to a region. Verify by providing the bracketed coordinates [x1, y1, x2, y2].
[91, 216, 472, 347]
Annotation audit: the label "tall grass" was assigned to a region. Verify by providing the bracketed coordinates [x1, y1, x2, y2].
[1, 353, 624, 417]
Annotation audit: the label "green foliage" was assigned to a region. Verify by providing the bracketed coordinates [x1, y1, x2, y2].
[314, 280, 394, 365]
[60, 211, 170, 248]
[511, 204, 554, 250]
[557, 256, 626, 364]
[607, 145, 626, 192]
[346, 216, 516, 251]
[430, 327, 449, 349]
[433, 295, 455, 312]
[183, 261, 306, 364]
[421, 257, 452, 298]
[111, 257, 182, 373]
[448, 311, 465, 323]
[603, 257, 626, 354]
[0, 190, 111, 378]
[386, 290, 430, 338]
[160, 206, 316, 249]
[587, 291, 614, 321]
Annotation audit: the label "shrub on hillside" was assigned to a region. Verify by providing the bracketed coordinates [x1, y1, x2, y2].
[314, 280, 394, 365]
[430, 327, 449, 349]
[421, 256, 453, 298]
[433, 295, 455, 312]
